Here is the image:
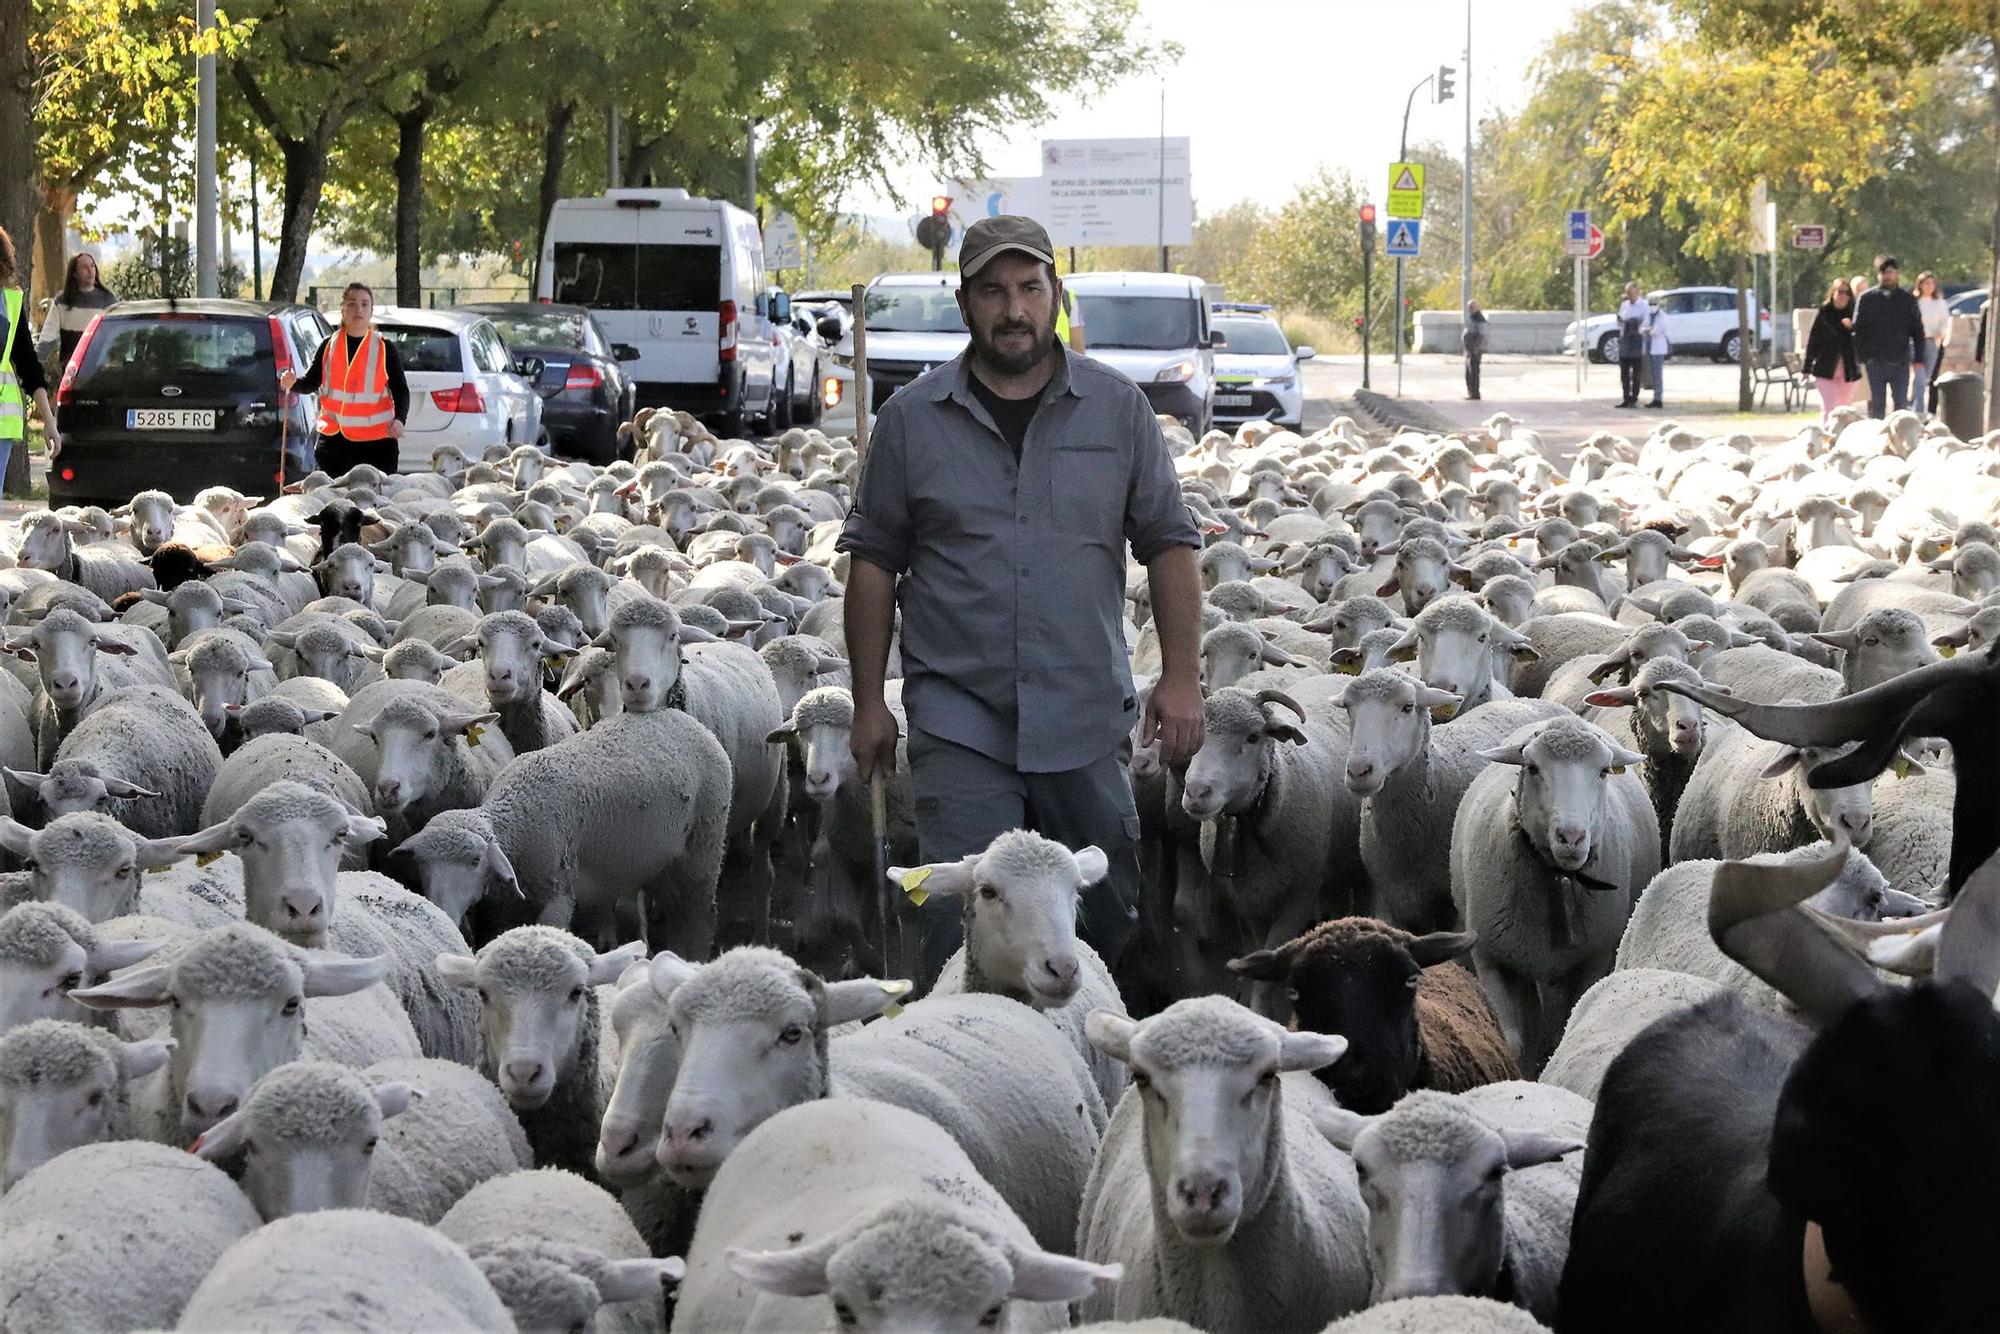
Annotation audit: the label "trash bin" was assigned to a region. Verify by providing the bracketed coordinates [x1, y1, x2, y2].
[1935, 371, 1984, 441]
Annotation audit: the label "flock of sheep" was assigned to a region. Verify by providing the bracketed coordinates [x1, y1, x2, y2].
[0, 394, 1994, 1334]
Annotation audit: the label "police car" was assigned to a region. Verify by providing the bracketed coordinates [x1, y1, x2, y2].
[1209, 303, 1313, 431]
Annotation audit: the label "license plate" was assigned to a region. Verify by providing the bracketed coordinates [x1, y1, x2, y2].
[1215, 394, 1254, 407]
[127, 408, 216, 430]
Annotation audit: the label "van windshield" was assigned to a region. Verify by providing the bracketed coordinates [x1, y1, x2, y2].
[551, 241, 722, 312]
[1074, 294, 1199, 350]
[865, 288, 966, 334]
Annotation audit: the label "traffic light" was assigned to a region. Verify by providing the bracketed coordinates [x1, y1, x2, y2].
[1359, 202, 1377, 250]
[1437, 64, 1456, 102]
[915, 195, 952, 270]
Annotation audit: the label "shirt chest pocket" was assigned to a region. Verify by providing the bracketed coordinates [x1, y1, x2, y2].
[1050, 442, 1125, 540]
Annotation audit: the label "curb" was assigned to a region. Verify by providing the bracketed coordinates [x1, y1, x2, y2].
[1352, 387, 1456, 436]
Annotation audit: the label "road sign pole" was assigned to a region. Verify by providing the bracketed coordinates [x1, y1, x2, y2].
[1394, 257, 1404, 396]
[1574, 257, 1586, 397]
[1363, 235, 1373, 392]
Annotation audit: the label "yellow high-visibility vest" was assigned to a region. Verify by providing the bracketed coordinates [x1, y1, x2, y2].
[0, 288, 24, 442]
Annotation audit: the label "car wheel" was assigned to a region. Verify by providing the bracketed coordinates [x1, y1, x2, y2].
[1720, 330, 1743, 363]
[1596, 331, 1620, 364]
[803, 362, 824, 424]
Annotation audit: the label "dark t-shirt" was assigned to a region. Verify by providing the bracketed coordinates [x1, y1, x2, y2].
[968, 371, 1046, 460]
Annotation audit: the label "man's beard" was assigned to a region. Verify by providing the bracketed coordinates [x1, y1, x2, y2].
[969, 316, 1054, 376]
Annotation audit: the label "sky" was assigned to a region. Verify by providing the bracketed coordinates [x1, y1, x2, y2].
[846, 0, 1592, 224]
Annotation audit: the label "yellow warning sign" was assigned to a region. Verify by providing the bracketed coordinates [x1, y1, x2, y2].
[1387, 162, 1425, 219]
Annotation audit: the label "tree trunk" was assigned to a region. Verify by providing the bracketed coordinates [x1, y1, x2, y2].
[1735, 250, 1753, 412]
[0, 0, 35, 293]
[1986, 32, 2000, 432]
[270, 136, 331, 305]
[393, 102, 429, 306]
[33, 187, 73, 316]
[532, 99, 575, 294]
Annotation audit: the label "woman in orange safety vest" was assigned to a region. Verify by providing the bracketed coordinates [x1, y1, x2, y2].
[280, 281, 409, 477]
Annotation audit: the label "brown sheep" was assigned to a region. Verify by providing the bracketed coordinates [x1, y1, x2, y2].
[1229, 916, 1517, 1114]
[137, 541, 232, 590]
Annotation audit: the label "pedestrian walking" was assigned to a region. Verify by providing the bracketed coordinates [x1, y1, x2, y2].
[278, 281, 408, 476]
[0, 226, 62, 485]
[837, 214, 1204, 986]
[1804, 277, 1862, 423]
[1462, 299, 1488, 400]
[1615, 281, 1647, 408]
[1643, 294, 1669, 408]
[34, 253, 116, 375]
[1849, 255, 1925, 419]
[1913, 270, 1949, 417]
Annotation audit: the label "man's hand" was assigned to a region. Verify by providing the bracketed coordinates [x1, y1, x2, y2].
[388, 420, 404, 439]
[278, 369, 297, 391]
[42, 426, 61, 460]
[850, 695, 900, 783]
[1144, 671, 1204, 768]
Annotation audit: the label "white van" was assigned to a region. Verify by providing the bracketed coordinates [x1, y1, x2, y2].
[537, 187, 786, 436]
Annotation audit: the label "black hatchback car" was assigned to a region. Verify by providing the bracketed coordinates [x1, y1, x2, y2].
[455, 303, 638, 464]
[50, 299, 327, 507]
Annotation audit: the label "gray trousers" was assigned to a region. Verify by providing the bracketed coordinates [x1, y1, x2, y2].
[907, 727, 1142, 987]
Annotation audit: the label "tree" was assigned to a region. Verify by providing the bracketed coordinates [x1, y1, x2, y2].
[1228, 168, 1370, 321]
[1593, 24, 1898, 407]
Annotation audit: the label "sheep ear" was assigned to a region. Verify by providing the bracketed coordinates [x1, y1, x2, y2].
[0, 816, 34, 859]
[344, 814, 389, 845]
[266, 630, 300, 649]
[1312, 1104, 1375, 1152]
[1265, 722, 1309, 746]
[885, 854, 978, 899]
[102, 777, 163, 800]
[440, 710, 499, 739]
[586, 942, 648, 985]
[1277, 1030, 1347, 1072]
[139, 589, 172, 606]
[90, 936, 172, 975]
[114, 1035, 174, 1082]
[437, 953, 481, 990]
[90, 635, 138, 657]
[1070, 845, 1110, 886]
[726, 1246, 830, 1297]
[192, 1108, 248, 1161]
[1478, 740, 1530, 765]
[823, 976, 911, 1025]
[1500, 1128, 1584, 1169]
[1386, 626, 1419, 661]
[1406, 930, 1477, 969]
[1374, 575, 1402, 598]
[1811, 629, 1859, 651]
[1225, 948, 1288, 981]
[1608, 742, 1647, 768]
[1413, 685, 1462, 710]
[595, 1257, 687, 1302]
[1008, 1252, 1124, 1303]
[69, 962, 174, 1010]
[764, 720, 798, 745]
[1086, 1010, 1140, 1064]
[301, 952, 391, 997]
[1259, 641, 1303, 667]
[677, 624, 721, 645]
[1760, 747, 1803, 778]
[1585, 688, 1639, 709]
[134, 836, 189, 869]
[174, 818, 239, 856]
[646, 950, 699, 999]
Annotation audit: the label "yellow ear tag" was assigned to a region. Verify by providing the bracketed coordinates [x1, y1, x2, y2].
[1940, 643, 1958, 658]
[1608, 765, 1628, 775]
[465, 724, 485, 748]
[900, 867, 933, 906]
[879, 979, 912, 1019]
[1430, 704, 1457, 722]
[1892, 756, 1913, 779]
[1334, 659, 1360, 675]
[195, 850, 223, 868]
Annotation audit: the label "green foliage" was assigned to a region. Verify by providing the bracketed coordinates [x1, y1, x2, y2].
[102, 236, 246, 299]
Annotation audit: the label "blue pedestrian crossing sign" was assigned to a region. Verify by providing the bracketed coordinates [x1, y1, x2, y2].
[1385, 218, 1421, 257]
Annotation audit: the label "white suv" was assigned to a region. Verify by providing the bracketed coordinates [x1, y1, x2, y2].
[1563, 286, 1769, 364]
[371, 307, 545, 470]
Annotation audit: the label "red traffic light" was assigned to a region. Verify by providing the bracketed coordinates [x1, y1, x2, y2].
[931, 194, 951, 217]
[1359, 203, 1377, 224]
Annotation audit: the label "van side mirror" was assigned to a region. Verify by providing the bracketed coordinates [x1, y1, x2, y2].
[773, 292, 791, 322]
[613, 343, 640, 362]
[1294, 345, 1316, 361]
[1207, 331, 1227, 349]
[513, 355, 545, 379]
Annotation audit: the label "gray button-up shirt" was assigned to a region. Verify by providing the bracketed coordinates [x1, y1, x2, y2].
[837, 346, 1198, 773]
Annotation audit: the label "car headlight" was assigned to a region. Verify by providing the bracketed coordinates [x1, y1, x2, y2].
[1254, 374, 1295, 389]
[1154, 360, 1196, 383]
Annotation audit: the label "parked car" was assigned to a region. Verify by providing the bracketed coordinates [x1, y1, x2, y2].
[537, 186, 784, 437]
[1563, 286, 1768, 364]
[48, 298, 326, 507]
[456, 302, 637, 464]
[834, 272, 969, 407]
[369, 307, 545, 471]
[1208, 304, 1312, 432]
[1066, 270, 1218, 434]
[764, 290, 825, 428]
[1949, 288, 1989, 318]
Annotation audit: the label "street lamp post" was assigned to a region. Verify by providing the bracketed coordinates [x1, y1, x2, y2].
[195, 0, 217, 297]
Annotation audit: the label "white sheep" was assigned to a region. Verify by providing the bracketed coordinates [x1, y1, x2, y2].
[1449, 714, 1661, 1073]
[1388, 596, 1538, 712]
[1315, 1082, 1588, 1323]
[652, 947, 1103, 1256]
[191, 1055, 531, 1226]
[440, 609, 583, 754]
[1667, 714, 1876, 863]
[175, 629, 279, 739]
[0, 900, 172, 1034]
[8, 511, 156, 602]
[38, 683, 220, 837]
[1318, 1295, 1555, 1332]
[439, 925, 645, 1176]
[0, 1019, 174, 1187]
[677, 1097, 1110, 1333]
[176, 1208, 512, 1331]
[1538, 968, 1729, 1101]
[69, 920, 418, 1143]
[0, 1140, 260, 1329]
[330, 679, 516, 834]
[199, 733, 372, 858]
[6, 608, 176, 767]
[0, 810, 199, 925]
[438, 1167, 681, 1334]
[1340, 669, 1567, 935]
[1074, 996, 1371, 1332]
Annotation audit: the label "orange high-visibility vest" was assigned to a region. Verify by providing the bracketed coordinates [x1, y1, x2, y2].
[314, 330, 395, 441]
